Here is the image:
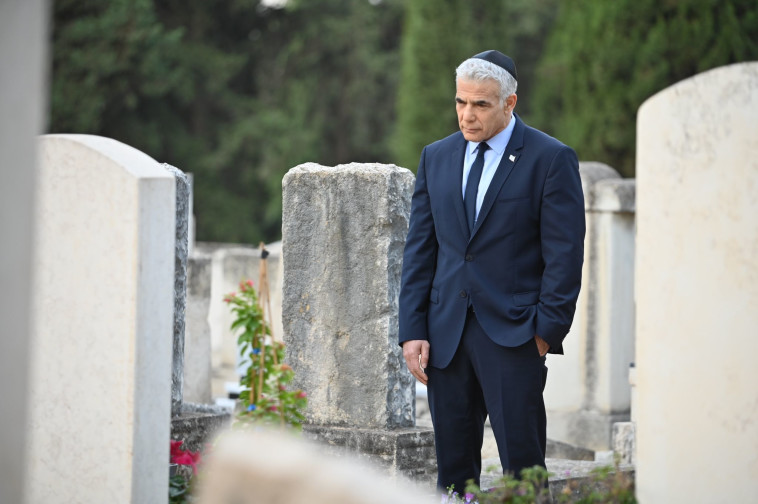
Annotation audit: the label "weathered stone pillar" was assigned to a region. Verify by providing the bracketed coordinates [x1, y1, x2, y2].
[163, 163, 190, 417]
[282, 163, 435, 483]
[636, 63, 758, 502]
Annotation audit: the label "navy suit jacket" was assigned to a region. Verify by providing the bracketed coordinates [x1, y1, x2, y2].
[398, 115, 585, 369]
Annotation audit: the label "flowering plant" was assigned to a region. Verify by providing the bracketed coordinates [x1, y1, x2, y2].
[225, 279, 307, 429]
[443, 461, 636, 503]
[169, 440, 202, 503]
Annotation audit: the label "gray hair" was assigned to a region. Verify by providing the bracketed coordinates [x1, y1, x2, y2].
[455, 58, 518, 103]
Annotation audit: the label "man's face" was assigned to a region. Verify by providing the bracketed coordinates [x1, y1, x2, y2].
[455, 79, 516, 142]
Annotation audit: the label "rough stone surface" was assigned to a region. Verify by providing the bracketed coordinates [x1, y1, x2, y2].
[612, 422, 635, 464]
[546, 439, 595, 461]
[304, 425, 436, 486]
[28, 135, 175, 503]
[184, 253, 213, 403]
[282, 163, 416, 429]
[170, 403, 232, 452]
[164, 163, 191, 416]
[636, 63, 758, 502]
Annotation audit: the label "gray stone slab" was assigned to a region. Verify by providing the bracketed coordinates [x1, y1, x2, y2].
[546, 439, 595, 461]
[282, 163, 416, 429]
[163, 163, 191, 416]
[304, 425, 436, 485]
[171, 403, 232, 452]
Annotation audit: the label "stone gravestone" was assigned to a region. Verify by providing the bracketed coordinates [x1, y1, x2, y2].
[163, 163, 191, 417]
[282, 163, 436, 483]
[26, 135, 176, 503]
[165, 165, 232, 449]
[635, 63, 758, 502]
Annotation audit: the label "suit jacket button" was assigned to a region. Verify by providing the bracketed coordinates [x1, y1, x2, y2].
[465, 254, 473, 261]
[459, 290, 467, 298]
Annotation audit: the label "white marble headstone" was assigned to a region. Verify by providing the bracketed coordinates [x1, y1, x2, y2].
[26, 135, 176, 503]
[635, 63, 758, 502]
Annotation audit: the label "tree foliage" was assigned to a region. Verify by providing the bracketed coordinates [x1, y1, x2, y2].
[531, 0, 758, 177]
[50, 0, 402, 243]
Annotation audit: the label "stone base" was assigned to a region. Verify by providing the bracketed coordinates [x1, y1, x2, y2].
[304, 424, 436, 486]
[171, 403, 232, 451]
[547, 410, 629, 451]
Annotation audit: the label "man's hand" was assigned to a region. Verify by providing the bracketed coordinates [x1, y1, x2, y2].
[535, 334, 550, 357]
[402, 339, 430, 385]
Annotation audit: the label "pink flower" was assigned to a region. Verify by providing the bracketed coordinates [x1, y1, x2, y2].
[174, 451, 201, 474]
[170, 439, 202, 475]
[269, 405, 278, 412]
[223, 292, 237, 303]
[296, 391, 307, 399]
[170, 440, 184, 459]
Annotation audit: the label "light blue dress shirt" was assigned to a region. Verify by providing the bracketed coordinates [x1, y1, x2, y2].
[461, 116, 517, 221]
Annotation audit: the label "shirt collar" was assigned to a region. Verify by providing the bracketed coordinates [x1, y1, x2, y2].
[467, 114, 517, 157]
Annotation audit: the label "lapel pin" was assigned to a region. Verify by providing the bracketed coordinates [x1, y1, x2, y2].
[509, 154, 516, 162]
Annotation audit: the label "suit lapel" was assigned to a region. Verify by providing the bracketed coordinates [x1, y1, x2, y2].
[449, 136, 470, 239]
[470, 115, 525, 240]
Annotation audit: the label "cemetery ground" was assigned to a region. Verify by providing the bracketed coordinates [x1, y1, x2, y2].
[4, 18, 756, 500]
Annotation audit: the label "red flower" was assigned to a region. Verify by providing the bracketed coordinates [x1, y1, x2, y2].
[246, 279, 254, 288]
[170, 440, 184, 459]
[269, 405, 278, 412]
[223, 292, 237, 303]
[171, 439, 202, 475]
[297, 391, 307, 399]
[174, 451, 201, 474]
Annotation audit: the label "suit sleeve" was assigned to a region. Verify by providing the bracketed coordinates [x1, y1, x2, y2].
[398, 147, 438, 346]
[536, 146, 585, 354]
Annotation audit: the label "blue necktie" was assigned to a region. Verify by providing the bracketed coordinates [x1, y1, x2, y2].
[464, 142, 489, 232]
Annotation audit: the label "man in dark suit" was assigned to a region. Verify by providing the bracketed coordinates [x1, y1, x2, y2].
[398, 50, 585, 492]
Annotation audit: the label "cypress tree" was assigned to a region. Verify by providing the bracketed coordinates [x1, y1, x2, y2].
[531, 0, 758, 177]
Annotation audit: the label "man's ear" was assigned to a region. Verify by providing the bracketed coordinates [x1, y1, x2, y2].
[505, 93, 518, 114]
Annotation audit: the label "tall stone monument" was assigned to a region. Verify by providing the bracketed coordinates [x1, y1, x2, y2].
[27, 135, 176, 503]
[282, 163, 435, 483]
[636, 63, 758, 502]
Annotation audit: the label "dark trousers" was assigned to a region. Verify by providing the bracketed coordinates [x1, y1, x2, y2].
[426, 309, 548, 492]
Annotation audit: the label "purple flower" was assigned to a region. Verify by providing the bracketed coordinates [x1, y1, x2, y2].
[464, 492, 475, 502]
